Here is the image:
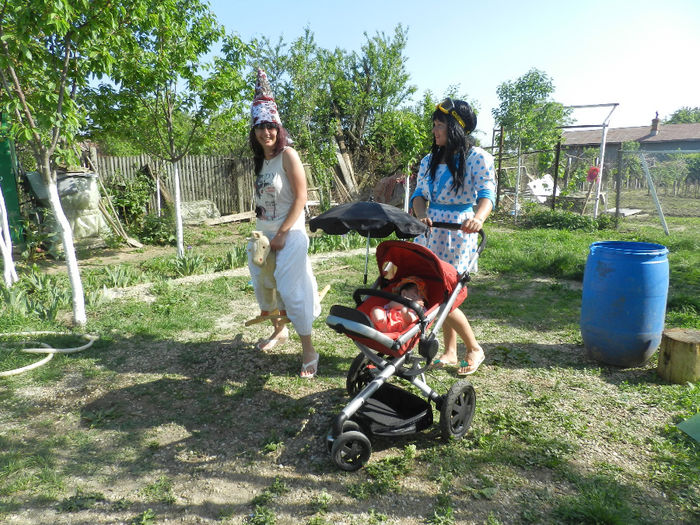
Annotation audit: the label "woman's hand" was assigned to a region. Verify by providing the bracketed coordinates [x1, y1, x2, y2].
[460, 216, 483, 233]
[419, 216, 433, 227]
[270, 230, 287, 251]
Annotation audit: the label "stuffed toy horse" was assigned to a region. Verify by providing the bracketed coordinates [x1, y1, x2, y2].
[244, 232, 331, 327]
[247, 231, 277, 306]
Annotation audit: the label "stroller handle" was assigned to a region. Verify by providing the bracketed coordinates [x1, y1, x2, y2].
[429, 225, 487, 256]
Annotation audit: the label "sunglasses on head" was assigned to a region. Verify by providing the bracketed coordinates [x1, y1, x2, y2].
[436, 98, 466, 129]
[254, 122, 278, 130]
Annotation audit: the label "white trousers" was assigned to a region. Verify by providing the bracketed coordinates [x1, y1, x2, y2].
[248, 229, 320, 336]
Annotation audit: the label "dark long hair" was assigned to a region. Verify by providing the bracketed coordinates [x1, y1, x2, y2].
[249, 124, 290, 174]
[427, 103, 475, 192]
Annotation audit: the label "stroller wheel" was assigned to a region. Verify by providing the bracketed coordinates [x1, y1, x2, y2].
[440, 380, 476, 441]
[346, 353, 374, 396]
[326, 420, 363, 453]
[331, 431, 372, 471]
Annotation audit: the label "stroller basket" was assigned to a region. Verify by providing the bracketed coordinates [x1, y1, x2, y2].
[353, 382, 433, 437]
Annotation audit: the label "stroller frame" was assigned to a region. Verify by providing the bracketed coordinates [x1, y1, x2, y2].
[325, 229, 485, 471]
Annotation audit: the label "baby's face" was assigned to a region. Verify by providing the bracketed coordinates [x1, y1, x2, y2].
[401, 284, 424, 305]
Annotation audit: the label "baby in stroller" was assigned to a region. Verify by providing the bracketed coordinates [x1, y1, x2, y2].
[369, 276, 427, 333]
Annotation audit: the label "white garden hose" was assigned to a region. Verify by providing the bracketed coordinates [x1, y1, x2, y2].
[0, 332, 98, 377]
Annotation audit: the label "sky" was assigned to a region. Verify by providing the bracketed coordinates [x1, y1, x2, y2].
[208, 0, 700, 146]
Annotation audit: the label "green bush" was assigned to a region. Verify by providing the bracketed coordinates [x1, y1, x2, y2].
[520, 208, 615, 232]
[139, 213, 176, 246]
[105, 170, 156, 231]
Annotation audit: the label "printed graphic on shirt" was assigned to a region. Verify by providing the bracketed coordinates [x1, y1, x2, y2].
[255, 171, 282, 221]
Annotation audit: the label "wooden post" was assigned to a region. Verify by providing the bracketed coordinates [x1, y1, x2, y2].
[496, 126, 504, 209]
[551, 140, 561, 210]
[657, 328, 700, 384]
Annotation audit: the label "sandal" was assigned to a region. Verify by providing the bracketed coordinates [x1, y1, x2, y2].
[256, 329, 289, 351]
[457, 350, 485, 376]
[432, 356, 459, 368]
[300, 352, 319, 379]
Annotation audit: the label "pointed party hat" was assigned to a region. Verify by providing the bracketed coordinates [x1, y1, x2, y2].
[251, 68, 282, 126]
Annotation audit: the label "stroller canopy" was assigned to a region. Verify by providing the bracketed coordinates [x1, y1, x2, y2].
[374, 241, 467, 308]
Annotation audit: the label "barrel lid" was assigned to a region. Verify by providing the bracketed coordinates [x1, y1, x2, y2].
[590, 241, 668, 256]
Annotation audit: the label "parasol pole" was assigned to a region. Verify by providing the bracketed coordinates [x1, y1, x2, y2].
[364, 234, 371, 284]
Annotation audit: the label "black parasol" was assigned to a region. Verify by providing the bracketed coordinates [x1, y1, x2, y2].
[309, 199, 427, 283]
[309, 199, 426, 239]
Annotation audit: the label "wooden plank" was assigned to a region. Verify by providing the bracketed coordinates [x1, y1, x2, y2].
[205, 211, 256, 225]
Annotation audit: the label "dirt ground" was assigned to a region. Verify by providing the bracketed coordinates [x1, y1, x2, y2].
[4, 231, 694, 525]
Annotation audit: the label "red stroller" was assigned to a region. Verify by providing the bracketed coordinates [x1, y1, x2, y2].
[325, 232, 485, 471]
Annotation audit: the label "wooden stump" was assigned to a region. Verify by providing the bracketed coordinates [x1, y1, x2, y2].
[657, 328, 700, 384]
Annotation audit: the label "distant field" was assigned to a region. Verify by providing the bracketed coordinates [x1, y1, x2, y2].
[614, 188, 700, 217]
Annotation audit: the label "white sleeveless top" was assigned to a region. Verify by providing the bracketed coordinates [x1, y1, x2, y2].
[254, 147, 305, 233]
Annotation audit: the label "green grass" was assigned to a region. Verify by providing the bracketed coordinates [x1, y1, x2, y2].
[0, 215, 698, 523]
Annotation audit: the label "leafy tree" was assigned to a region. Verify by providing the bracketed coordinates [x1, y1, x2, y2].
[365, 108, 426, 177]
[685, 154, 700, 193]
[254, 25, 418, 200]
[492, 68, 570, 172]
[86, 0, 252, 256]
[664, 106, 700, 124]
[332, 25, 416, 179]
[254, 29, 339, 204]
[653, 153, 688, 196]
[0, 0, 155, 325]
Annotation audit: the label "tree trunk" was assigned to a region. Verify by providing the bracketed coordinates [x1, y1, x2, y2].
[0, 185, 18, 286]
[173, 160, 184, 257]
[45, 169, 86, 326]
[657, 328, 700, 384]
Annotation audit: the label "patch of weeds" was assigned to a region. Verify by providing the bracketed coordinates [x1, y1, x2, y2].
[82, 406, 120, 428]
[427, 492, 455, 525]
[261, 434, 284, 455]
[551, 474, 642, 524]
[58, 488, 106, 511]
[248, 477, 288, 524]
[366, 509, 389, 523]
[139, 476, 176, 504]
[111, 498, 133, 511]
[130, 508, 157, 525]
[307, 516, 333, 525]
[552, 472, 646, 525]
[310, 490, 332, 514]
[247, 504, 276, 524]
[348, 445, 416, 499]
[214, 246, 247, 271]
[140, 212, 175, 246]
[462, 473, 500, 501]
[140, 255, 175, 279]
[485, 513, 503, 525]
[173, 249, 209, 277]
[217, 505, 237, 521]
[269, 398, 309, 419]
[103, 264, 144, 288]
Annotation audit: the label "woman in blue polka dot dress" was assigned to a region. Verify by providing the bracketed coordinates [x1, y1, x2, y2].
[411, 98, 496, 375]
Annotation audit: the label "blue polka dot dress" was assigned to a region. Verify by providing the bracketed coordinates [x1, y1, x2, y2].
[411, 147, 496, 273]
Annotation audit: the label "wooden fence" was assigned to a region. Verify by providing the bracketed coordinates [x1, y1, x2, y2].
[95, 154, 255, 216]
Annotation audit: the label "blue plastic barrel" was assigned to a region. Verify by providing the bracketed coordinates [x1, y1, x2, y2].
[580, 241, 669, 367]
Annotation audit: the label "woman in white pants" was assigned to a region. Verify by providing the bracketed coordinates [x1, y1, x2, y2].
[247, 68, 321, 378]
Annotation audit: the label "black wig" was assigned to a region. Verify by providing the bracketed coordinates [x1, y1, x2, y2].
[427, 99, 476, 192]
